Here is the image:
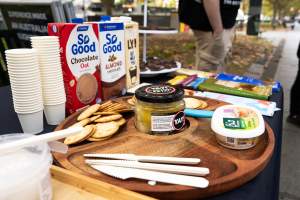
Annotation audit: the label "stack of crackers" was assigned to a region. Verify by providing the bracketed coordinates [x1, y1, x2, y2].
[64, 101, 129, 145]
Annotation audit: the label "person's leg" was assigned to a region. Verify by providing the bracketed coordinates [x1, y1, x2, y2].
[215, 27, 235, 72]
[290, 60, 300, 115]
[193, 30, 219, 71]
[288, 60, 300, 126]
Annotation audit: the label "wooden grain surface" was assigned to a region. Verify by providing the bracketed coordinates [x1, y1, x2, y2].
[53, 97, 275, 200]
[51, 166, 156, 200]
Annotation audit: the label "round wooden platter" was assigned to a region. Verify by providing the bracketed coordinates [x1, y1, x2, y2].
[54, 97, 275, 200]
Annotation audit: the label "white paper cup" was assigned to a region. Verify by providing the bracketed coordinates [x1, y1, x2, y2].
[31, 36, 59, 40]
[17, 110, 44, 134]
[14, 105, 43, 113]
[43, 103, 65, 125]
[5, 48, 37, 55]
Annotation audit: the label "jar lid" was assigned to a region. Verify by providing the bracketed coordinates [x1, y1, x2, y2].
[135, 84, 184, 103]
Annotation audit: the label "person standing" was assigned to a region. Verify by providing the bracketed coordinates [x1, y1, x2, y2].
[179, 0, 242, 72]
[288, 41, 300, 126]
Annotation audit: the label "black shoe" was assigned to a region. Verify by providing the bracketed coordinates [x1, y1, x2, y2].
[287, 115, 300, 127]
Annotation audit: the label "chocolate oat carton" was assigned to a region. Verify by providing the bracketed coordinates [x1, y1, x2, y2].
[89, 20, 126, 100]
[48, 23, 102, 114]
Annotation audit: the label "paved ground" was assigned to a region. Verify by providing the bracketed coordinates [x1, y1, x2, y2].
[261, 25, 300, 200]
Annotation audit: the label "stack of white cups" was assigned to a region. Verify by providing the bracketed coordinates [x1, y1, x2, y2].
[31, 36, 66, 125]
[5, 49, 44, 133]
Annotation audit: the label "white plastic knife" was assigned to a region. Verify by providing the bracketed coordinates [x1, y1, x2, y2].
[83, 153, 200, 165]
[86, 159, 209, 176]
[91, 165, 209, 188]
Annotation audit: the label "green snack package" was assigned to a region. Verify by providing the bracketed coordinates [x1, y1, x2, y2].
[198, 78, 272, 100]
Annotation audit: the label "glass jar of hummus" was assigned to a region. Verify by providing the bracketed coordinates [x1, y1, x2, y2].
[134, 84, 186, 135]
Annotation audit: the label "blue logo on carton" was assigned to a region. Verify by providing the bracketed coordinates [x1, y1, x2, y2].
[103, 33, 121, 54]
[72, 34, 96, 55]
[77, 26, 89, 32]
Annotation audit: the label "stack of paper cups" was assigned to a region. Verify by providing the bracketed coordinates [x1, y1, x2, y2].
[31, 36, 66, 125]
[5, 49, 43, 134]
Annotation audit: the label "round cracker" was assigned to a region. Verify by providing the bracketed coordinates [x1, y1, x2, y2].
[127, 97, 136, 106]
[115, 118, 126, 126]
[71, 118, 91, 127]
[197, 100, 208, 109]
[94, 114, 122, 123]
[93, 111, 118, 116]
[90, 115, 101, 122]
[91, 121, 119, 138]
[87, 135, 112, 142]
[64, 125, 95, 145]
[77, 104, 101, 121]
[184, 98, 203, 109]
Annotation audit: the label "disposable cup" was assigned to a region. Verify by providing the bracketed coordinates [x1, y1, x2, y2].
[31, 43, 59, 47]
[43, 98, 66, 106]
[8, 69, 39, 73]
[5, 48, 37, 55]
[17, 110, 44, 134]
[39, 64, 62, 69]
[40, 71, 63, 76]
[5, 55, 37, 60]
[14, 104, 43, 112]
[43, 99, 66, 105]
[38, 55, 60, 59]
[31, 36, 59, 40]
[36, 50, 60, 55]
[7, 68, 39, 73]
[11, 88, 42, 95]
[10, 83, 41, 89]
[14, 101, 43, 109]
[9, 78, 40, 82]
[13, 100, 43, 106]
[44, 103, 65, 125]
[42, 92, 65, 98]
[6, 54, 37, 58]
[41, 74, 63, 80]
[6, 60, 38, 66]
[10, 82, 41, 88]
[7, 62, 39, 69]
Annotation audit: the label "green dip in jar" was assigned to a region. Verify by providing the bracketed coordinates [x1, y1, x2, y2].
[134, 84, 186, 135]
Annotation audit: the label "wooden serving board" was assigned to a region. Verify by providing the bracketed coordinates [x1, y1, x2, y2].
[54, 98, 275, 200]
[51, 165, 156, 200]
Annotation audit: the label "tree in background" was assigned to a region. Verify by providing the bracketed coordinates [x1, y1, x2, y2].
[264, 0, 300, 28]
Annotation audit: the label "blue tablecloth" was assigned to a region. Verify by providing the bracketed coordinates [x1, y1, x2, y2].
[0, 85, 283, 200]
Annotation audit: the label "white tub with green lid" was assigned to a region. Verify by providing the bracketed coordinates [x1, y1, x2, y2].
[211, 105, 265, 150]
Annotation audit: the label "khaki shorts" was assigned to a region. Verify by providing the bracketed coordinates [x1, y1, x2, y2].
[193, 28, 235, 72]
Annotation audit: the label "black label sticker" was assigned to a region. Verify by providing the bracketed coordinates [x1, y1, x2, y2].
[173, 111, 185, 130]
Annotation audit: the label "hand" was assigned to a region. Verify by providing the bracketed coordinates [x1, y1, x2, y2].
[213, 28, 224, 38]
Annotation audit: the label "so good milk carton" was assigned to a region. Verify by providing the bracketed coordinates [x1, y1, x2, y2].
[90, 20, 126, 100]
[48, 23, 102, 114]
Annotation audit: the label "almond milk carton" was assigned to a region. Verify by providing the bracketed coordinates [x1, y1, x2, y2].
[48, 23, 102, 114]
[113, 17, 140, 90]
[89, 20, 126, 100]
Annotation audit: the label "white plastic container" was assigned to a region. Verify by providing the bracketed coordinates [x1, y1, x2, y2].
[0, 134, 53, 200]
[211, 105, 265, 150]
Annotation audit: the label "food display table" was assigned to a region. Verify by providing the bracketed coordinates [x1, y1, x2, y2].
[0, 83, 283, 200]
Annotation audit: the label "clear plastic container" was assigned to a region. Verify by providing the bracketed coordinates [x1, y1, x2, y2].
[0, 134, 53, 200]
